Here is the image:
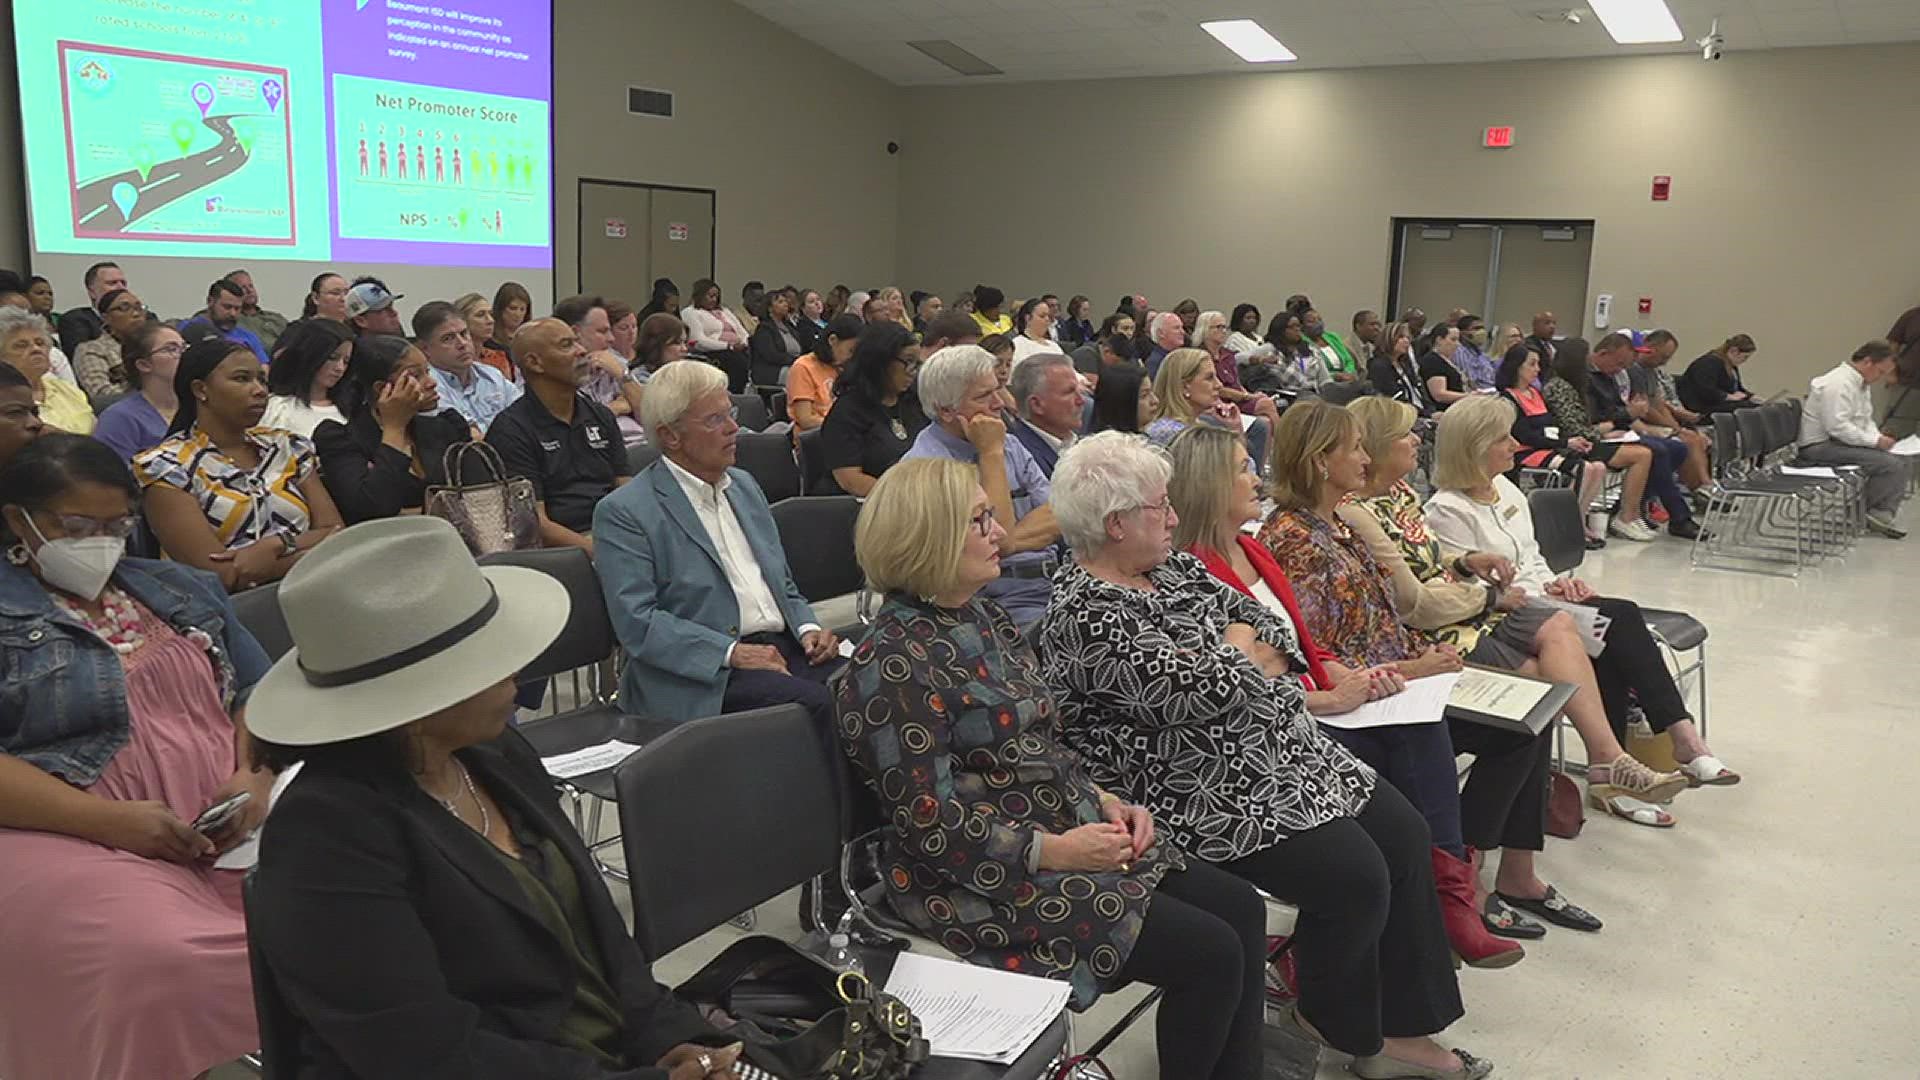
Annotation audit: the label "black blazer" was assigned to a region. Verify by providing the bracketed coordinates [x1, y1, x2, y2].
[312, 409, 472, 525]
[249, 732, 721, 1079]
[748, 320, 805, 386]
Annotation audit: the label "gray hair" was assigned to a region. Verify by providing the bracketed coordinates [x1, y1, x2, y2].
[1190, 310, 1227, 347]
[638, 358, 729, 435]
[1050, 430, 1173, 554]
[917, 345, 998, 419]
[0, 305, 49, 342]
[1009, 352, 1075, 419]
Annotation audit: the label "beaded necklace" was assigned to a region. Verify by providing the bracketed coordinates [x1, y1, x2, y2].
[52, 587, 149, 655]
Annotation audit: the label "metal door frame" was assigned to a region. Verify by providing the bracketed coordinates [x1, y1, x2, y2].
[1386, 216, 1594, 322]
[574, 179, 717, 295]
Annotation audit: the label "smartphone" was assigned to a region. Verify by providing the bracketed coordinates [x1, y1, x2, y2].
[192, 791, 252, 835]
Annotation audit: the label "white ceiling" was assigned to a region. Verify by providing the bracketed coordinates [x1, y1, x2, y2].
[730, 0, 1920, 85]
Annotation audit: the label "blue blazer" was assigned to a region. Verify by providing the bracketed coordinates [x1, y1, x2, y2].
[593, 461, 818, 723]
[1008, 415, 1060, 477]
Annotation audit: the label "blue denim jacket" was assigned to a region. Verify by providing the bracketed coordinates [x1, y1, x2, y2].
[0, 558, 271, 786]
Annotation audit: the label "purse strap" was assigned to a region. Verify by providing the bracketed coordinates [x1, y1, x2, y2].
[441, 441, 507, 488]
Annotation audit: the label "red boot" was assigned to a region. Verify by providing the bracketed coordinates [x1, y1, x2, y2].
[1430, 847, 1524, 969]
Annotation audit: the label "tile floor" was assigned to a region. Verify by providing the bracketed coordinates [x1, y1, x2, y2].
[213, 529, 1920, 1080]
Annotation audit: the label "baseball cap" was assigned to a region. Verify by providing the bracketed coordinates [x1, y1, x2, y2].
[344, 281, 402, 318]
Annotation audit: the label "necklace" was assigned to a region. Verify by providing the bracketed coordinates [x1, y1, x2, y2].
[433, 760, 491, 837]
[53, 587, 149, 655]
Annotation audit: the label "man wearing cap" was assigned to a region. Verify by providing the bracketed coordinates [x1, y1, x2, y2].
[345, 277, 406, 338]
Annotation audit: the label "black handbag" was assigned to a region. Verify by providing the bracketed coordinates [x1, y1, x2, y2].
[676, 935, 930, 1079]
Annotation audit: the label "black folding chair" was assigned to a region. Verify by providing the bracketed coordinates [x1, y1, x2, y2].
[626, 443, 662, 475]
[735, 431, 802, 503]
[795, 428, 842, 495]
[231, 582, 293, 662]
[731, 392, 771, 432]
[241, 873, 301, 1077]
[771, 496, 863, 604]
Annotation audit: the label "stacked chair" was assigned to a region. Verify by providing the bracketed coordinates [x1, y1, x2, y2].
[1693, 399, 1860, 577]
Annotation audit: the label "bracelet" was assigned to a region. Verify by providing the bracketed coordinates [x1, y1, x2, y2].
[1452, 555, 1474, 579]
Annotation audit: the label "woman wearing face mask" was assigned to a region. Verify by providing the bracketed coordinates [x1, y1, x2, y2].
[1300, 309, 1360, 384]
[312, 335, 471, 525]
[0, 433, 274, 1080]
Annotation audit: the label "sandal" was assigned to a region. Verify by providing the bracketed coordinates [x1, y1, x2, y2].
[1496, 885, 1602, 932]
[1588, 790, 1676, 828]
[1352, 1047, 1494, 1079]
[1481, 895, 1545, 940]
[1590, 754, 1689, 805]
[1678, 754, 1742, 787]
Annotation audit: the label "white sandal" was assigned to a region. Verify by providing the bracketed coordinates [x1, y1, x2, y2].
[1587, 791, 1676, 828]
[1678, 754, 1741, 787]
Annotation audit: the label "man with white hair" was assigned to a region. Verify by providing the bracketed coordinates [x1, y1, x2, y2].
[1007, 352, 1085, 477]
[593, 359, 842, 725]
[905, 345, 1062, 626]
[1142, 312, 1185, 380]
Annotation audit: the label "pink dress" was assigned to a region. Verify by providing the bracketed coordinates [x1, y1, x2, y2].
[0, 605, 259, 1080]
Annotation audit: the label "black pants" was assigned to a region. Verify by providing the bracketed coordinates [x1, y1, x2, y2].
[1221, 783, 1462, 1057]
[1327, 717, 1548, 859]
[1114, 861, 1269, 1080]
[721, 631, 842, 733]
[697, 348, 752, 393]
[1589, 597, 1689, 739]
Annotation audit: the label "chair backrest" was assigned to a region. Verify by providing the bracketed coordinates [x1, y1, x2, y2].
[731, 392, 771, 432]
[1761, 401, 1799, 455]
[1735, 406, 1773, 462]
[626, 442, 662, 475]
[735, 431, 802, 503]
[771, 496, 863, 602]
[1316, 380, 1374, 406]
[1527, 487, 1586, 575]
[232, 582, 293, 662]
[1710, 412, 1741, 466]
[614, 705, 844, 957]
[242, 872, 308, 1076]
[477, 547, 614, 680]
[795, 427, 842, 496]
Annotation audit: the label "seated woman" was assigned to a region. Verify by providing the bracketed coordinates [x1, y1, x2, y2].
[1194, 310, 1283, 430]
[261, 318, 354, 436]
[1011, 298, 1060, 363]
[680, 277, 751, 392]
[94, 323, 185, 462]
[1496, 343, 1612, 548]
[313, 335, 472, 525]
[1146, 348, 1270, 470]
[1368, 321, 1435, 415]
[1088, 362, 1156, 435]
[1540, 338, 1662, 543]
[1676, 334, 1759, 416]
[786, 313, 861, 433]
[1224, 303, 1274, 361]
[817, 321, 922, 496]
[2, 307, 93, 434]
[607, 299, 639, 366]
[1266, 310, 1326, 389]
[1417, 325, 1470, 410]
[71, 288, 149, 402]
[637, 279, 681, 323]
[840, 457, 1270, 1080]
[456, 291, 515, 383]
[1040, 432, 1490, 1080]
[0, 434, 272, 1080]
[979, 333, 1020, 415]
[246, 515, 744, 1079]
[488, 281, 532, 355]
[134, 337, 344, 593]
[968, 284, 1014, 337]
[1058, 295, 1096, 348]
[748, 287, 808, 388]
[1425, 397, 1742, 822]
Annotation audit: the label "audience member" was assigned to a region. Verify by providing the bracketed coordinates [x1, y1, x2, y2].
[344, 279, 405, 338]
[904, 345, 1061, 626]
[1609, 331, 1713, 492]
[1142, 311, 1186, 378]
[486, 319, 629, 553]
[1586, 334, 1701, 539]
[1886, 299, 1920, 434]
[71, 287, 149, 401]
[911, 289, 942, 333]
[303, 272, 351, 323]
[1633, 330, 1708, 433]
[787, 313, 861, 433]
[221, 269, 288, 352]
[680, 278, 752, 392]
[1011, 298, 1061, 363]
[179, 279, 271, 367]
[1798, 339, 1912, 538]
[1417, 324, 1470, 409]
[455, 291, 514, 382]
[415, 300, 518, 435]
[1541, 337, 1662, 542]
[0, 363, 46, 468]
[1146, 348, 1269, 466]
[824, 284, 852, 320]
[57, 260, 126, 356]
[1368, 320, 1433, 414]
[1676, 333, 1760, 415]
[846, 291, 874, 324]
[312, 335, 470, 525]
[747, 286, 808, 387]
[0, 433, 271, 1080]
[245, 517, 743, 1078]
[1351, 309, 1385, 365]
[1524, 312, 1557, 366]
[135, 338, 343, 592]
[1496, 342, 1610, 547]
[1267, 310, 1324, 388]
[841, 457, 1269, 1078]
[1007, 351, 1084, 476]
[637, 279, 681, 323]
[1451, 315, 1497, 391]
[554, 294, 647, 446]
[1425, 397, 1741, 811]
[1168, 298, 1200, 337]
[920, 309, 982, 355]
[633, 312, 688, 383]
[1057, 295, 1095, 347]
[1088, 361, 1156, 435]
[873, 286, 915, 335]
[606, 299, 639, 366]
[1040, 431, 1490, 1079]
[800, 288, 829, 332]
[259, 318, 353, 437]
[734, 281, 765, 335]
[969, 284, 1013, 336]
[817, 322, 922, 496]
[489, 280, 533, 353]
[1, 307, 92, 434]
[1193, 309, 1282, 433]
[1224, 304, 1270, 360]
[979, 332, 1019, 414]
[1493, 323, 1525, 362]
[1301, 308, 1361, 383]
[23, 274, 57, 326]
[1402, 306, 1430, 343]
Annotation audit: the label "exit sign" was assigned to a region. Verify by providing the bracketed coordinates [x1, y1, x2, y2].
[1483, 126, 1515, 148]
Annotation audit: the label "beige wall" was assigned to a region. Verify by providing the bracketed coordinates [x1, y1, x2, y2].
[0, 4, 26, 273]
[896, 44, 1920, 396]
[553, 0, 903, 301]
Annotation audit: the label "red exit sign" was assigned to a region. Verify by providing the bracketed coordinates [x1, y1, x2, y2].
[1483, 126, 1515, 149]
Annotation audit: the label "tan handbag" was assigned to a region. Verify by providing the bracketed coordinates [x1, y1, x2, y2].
[424, 442, 540, 555]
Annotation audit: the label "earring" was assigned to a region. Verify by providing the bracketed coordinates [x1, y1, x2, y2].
[1318, 464, 1329, 479]
[5, 543, 28, 566]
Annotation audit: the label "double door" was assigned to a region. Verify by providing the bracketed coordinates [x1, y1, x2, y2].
[1390, 219, 1594, 333]
[576, 180, 715, 303]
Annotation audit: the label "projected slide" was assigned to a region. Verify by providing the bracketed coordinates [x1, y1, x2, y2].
[13, 0, 552, 269]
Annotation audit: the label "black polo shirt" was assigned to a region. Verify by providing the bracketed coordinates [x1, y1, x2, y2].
[818, 389, 927, 483]
[484, 391, 626, 533]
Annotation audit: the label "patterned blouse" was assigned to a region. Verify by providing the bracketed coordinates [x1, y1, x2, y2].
[1345, 482, 1501, 652]
[133, 427, 318, 549]
[1040, 555, 1374, 864]
[1259, 507, 1427, 667]
[1541, 375, 1600, 441]
[835, 593, 1180, 1010]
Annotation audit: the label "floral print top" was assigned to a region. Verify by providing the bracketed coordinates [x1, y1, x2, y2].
[1345, 481, 1502, 652]
[1541, 375, 1600, 441]
[1259, 506, 1427, 667]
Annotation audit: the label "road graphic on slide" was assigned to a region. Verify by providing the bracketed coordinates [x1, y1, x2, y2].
[59, 42, 297, 245]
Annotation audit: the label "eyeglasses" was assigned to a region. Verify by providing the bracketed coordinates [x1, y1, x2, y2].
[970, 507, 997, 538]
[1137, 498, 1173, 519]
[150, 342, 185, 358]
[107, 301, 146, 316]
[43, 513, 140, 540]
[687, 404, 739, 432]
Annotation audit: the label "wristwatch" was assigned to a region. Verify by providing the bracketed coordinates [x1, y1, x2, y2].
[278, 532, 299, 557]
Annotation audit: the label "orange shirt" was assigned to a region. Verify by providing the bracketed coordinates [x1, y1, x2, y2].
[787, 355, 838, 422]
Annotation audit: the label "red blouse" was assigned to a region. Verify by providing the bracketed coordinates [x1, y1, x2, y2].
[1188, 536, 1339, 691]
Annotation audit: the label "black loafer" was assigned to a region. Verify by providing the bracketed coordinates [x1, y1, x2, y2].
[1496, 885, 1602, 932]
[1481, 894, 1546, 939]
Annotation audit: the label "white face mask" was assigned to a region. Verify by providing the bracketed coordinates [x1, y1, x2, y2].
[24, 514, 125, 601]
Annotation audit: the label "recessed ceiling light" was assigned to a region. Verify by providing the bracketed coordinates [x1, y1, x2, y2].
[1200, 19, 1298, 63]
[1587, 0, 1684, 44]
[907, 40, 1003, 77]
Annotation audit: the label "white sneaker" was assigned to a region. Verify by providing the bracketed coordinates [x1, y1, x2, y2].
[1607, 518, 1657, 542]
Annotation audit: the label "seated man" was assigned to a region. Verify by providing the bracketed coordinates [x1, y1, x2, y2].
[1799, 339, 1912, 539]
[485, 318, 629, 554]
[176, 279, 270, 365]
[904, 345, 1061, 626]
[1006, 352, 1084, 476]
[594, 359, 841, 725]
[344, 278, 406, 338]
[1628, 329, 1713, 491]
[1588, 332, 1701, 539]
[1142, 311, 1185, 379]
[416, 299, 518, 433]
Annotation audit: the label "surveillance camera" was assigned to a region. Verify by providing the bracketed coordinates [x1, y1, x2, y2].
[1700, 34, 1724, 60]
[1562, 10, 1582, 25]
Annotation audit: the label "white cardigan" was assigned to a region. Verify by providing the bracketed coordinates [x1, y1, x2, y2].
[1423, 475, 1557, 594]
[682, 306, 748, 353]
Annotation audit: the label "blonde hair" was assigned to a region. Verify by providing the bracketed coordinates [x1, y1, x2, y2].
[1267, 398, 1359, 510]
[855, 457, 978, 599]
[1432, 394, 1518, 492]
[1150, 348, 1213, 425]
[1347, 396, 1417, 478]
[1167, 423, 1245, 553]
[453, 292, 489, 323]
[1190, 310, 1228, 350]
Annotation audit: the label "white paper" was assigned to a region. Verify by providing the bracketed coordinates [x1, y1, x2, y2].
[1601, 430, 1641, 443]
[1311, 672, 1458, 730]
[1890, 435, 1920, 457]
[882, 952, 1070, 1064]
[213, 761, 305, 871]
[1448, 668, 1554, 723]
[540, 740, 645, 779]
[1240, 412, 1257, 432]
[1780, 465, 1839, 478]
[1531, 598, 1610, 657]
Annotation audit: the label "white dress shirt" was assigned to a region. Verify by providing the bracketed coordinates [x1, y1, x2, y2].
[1800, 362, 1881, 448]
[1033, 423, 1077, 455]
[663, 456, 817, 661]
